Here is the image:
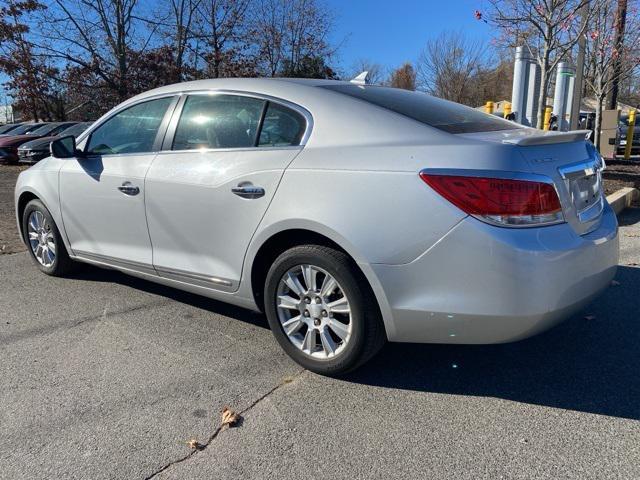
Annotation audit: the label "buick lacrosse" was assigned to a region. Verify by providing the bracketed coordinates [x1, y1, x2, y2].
[15, 77, 619, 374]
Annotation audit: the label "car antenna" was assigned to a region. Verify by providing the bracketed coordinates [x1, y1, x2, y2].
[350, 71, 370, 85]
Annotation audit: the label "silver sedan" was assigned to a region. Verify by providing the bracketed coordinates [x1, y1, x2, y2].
[14, 78, 619, 375]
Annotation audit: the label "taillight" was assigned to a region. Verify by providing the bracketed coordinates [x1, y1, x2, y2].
[419, 172, 564, 227]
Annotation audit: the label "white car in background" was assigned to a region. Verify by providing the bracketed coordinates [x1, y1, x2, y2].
[15, 78, 618, 375]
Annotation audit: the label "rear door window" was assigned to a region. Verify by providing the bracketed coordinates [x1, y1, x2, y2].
[322, 84, 520, 134]
[172, 95, 265, 150]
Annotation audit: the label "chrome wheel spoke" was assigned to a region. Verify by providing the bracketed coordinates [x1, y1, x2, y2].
[301, 265, 319, 292]
[282, 315, 304, 335]
[284, 272, 305, 297]
[27, 210, 55, 267]
[302, 328, 316, 353]
[319, 327, 336, 356]
[28, 231, 38, 241]
[327, 296, 350, 315]
[320, 275, 337, 297]
[277, 295, 300, 311]
[328, 318, 349, 340]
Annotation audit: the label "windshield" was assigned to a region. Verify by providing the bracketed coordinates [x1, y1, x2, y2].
[0, 124, 19, 134]
[59, 122, 91, 137]
[321, 84, 521, 134]
[29, 123, 66, 136]
[4, 123, 40, 135]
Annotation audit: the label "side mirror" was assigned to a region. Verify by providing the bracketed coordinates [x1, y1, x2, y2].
[50, 135, 80, 159]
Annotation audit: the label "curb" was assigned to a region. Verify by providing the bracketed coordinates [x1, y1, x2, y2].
[606, 187, 640, 215]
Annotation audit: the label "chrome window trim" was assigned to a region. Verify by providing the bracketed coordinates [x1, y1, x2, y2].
[161, 89, 313, 151]
[419, 168, 566, 229]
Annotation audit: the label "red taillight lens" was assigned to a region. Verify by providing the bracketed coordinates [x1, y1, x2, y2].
[419, 173, 564, 227]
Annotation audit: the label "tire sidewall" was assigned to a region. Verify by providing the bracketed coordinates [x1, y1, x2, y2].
[264, 246, 369, 374]
[22, 200, 61, 274]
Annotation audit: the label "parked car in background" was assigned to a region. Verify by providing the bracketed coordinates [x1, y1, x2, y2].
[0, 122, 76, 164]
[0, 122, 41, 137]
[0, 123, 24, 135]
[617, 114, 640, 157]
[19, 122, 92, 164]
[15, 78, 618, 375]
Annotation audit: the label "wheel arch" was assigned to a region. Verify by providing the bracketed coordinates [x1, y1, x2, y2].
[246, 224, 396, 339]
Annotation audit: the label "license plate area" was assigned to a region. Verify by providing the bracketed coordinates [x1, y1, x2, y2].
[558, 160, 604, 224]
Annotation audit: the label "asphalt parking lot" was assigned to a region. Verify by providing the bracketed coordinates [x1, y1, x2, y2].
[1, 179, 640, 478]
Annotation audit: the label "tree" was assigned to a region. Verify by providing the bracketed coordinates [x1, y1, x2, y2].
[417, 31, 486, 104]
[41, 0, 156, 101]
[389, 63, 416, 90]
[485, 0, 592, 128]
[252, 0, 334, 77]
[165, 0, 202, 82]
[0, 0, 60, 120]
[584, 0, 640, 147]
[193, 0, 254, 78]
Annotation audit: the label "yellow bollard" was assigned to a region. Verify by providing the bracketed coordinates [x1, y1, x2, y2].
[624, 109, 636, 160]
[503, 102, 512, 119]
[543, 107, 552, 131]
[485, 101, 494, 114]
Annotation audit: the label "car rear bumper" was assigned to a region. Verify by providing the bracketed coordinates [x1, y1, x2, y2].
[372, 203, 619, 344]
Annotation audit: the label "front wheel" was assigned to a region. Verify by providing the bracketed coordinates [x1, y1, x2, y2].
[22, 199, 75, 276]
[264, 245, 386, 376]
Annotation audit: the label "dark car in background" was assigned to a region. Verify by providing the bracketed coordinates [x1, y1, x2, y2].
[0, 122, 76, 164]
[18, 122, 92, 164]
[617, 114, 640, 157]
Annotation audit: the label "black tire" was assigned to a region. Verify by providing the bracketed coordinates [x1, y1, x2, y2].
[264, 245, 386, 376]
[22, 199, 75, 276]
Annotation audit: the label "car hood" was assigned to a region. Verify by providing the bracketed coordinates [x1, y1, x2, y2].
[18, 135, 57, 150]
[0, 134, 43, 147]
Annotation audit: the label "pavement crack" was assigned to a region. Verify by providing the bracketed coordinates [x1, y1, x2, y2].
[144, 369, 306, 480]
[0, 299, 171, 346]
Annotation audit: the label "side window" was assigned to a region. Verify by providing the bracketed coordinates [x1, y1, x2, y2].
[258, 103, 306, 147]
[86, 97, 173, 155]
[172, 95, 265, 150]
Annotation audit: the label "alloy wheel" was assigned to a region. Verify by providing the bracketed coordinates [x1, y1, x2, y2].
[27, 210, 56, 267]
[276, 264, 353, 359]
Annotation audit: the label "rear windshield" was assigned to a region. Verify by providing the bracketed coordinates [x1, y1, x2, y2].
[321, 85, 520, 134]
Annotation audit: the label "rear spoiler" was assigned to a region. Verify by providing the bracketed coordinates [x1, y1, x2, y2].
[502, 130, 591, 146]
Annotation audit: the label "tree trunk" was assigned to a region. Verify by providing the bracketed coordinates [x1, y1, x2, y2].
[594, 95, 604, 149]
[607, 0, 628, 110]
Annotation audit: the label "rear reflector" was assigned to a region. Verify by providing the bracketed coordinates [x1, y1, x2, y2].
[419, 173, 564, 227]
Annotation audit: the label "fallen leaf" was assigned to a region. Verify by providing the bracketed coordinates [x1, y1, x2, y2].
[584, 315, 596, 321]
[187, 439, 202, 450]
[221, 406, 240, 428]
[611, 280, 621, 286]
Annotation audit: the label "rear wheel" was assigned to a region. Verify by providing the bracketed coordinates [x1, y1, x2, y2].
[264, 245, 385, 375]
[22, 199, 75, 276]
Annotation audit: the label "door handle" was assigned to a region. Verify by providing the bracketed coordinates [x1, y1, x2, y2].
[117, 182, 140, 196]
[231, 183, 265, 199]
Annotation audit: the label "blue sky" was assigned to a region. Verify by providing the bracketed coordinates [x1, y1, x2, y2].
[326, 0, 492, 74]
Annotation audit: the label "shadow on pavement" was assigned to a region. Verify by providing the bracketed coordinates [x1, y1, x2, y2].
[67, 265, 269, 330]
[68, 257, 640, 420]
[347, 265, 640, 421]
[618, 207, 640, 226]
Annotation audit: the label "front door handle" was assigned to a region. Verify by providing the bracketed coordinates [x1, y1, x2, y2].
[232, 183, 265, 199]
[117, 182, 140, 196]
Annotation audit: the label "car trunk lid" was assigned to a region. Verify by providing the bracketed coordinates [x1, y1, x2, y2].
[459, 128, 605, 236]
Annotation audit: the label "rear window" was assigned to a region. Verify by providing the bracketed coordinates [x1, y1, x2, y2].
[321, 85, 520, 134]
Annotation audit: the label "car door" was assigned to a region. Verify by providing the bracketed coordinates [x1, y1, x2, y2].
[145, 92, 309, 291]
[60, 96, 177, 272]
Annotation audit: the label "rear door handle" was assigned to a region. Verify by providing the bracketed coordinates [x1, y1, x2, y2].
[117, 182, 140, 196]
[232, 183, 265, 199]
